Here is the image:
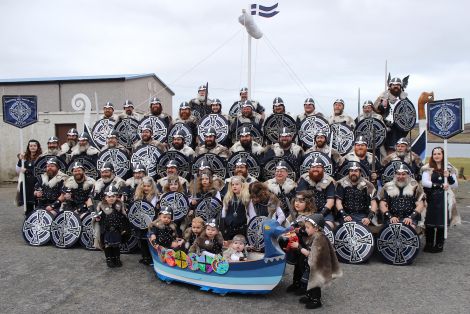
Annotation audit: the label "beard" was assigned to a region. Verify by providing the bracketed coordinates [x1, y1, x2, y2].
[205, 140, 216, 149]
[390, 86, 401, 97]
[279, 140, 291, 149]
[315, 140, 326, 148]
[241, 140, 252, 150]
[180, 111, 190, 120]
[172, 142, 184, 150]
[47, 148, 59, 155]
[141, 134, 152, 142]
[101, 175, 114, 184]
[151, 106, 162, 115]
[309, 171, 323, 182]
[396, 151, 406, 158]
[47, 169, 58, 178]
[394, 176, 410, 188]
[133, 178, 142, 186]
[74, 173, 84, 182]
[67, 139, 76, 147]
[197, 94, 206, 102]
[349, 174, 359, 183]
[78, 144, 90, 153]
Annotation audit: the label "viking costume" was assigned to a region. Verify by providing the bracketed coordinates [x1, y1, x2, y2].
[189, 91, 212, 121]
[221, 196, 250, 240]
[148, 218, 177, 248]
[156, 175, 190, 194]
[296, 173, 335, 217]
[305, 144, 343, 173]
[189, 229, 224, 256]
[328, 113, 355, 128]
[336, 175, 377, 223]
[168, 144, 196, 159]
[263, 143, 303, 176]
[343, 151, 381, 177]
[195, 143, 230, 159]
[144, 111, 172, 128]
[266, 177, 297, 217]
[117, 111, 141, 122]
[93, 176, 126, 202]
[382, 151, 423, 178]
[70, 142, 100, 168]
[295, 111, 324, 128]
[132, 138, 167, 153]
[16, 157, 38, 214]
[34, 170, 68, 212]
[183, 227, 201, 252]
[355, 111, 383, 124]
[248, 190, 286, 225]
[229, 140, 264, 157]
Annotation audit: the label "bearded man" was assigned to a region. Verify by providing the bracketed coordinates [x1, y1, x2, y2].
[229, 126, 264, 157]
[93, 162, 126, 202]
[381, 137, 422, 178]
[305, 131, 342, 174]
[145, 97, 172, 127]
[342, 136, 381, 184]
[57, 162, 95, 215]
[195, 127, 230, 159]
[328, 99, 355, 128]
[70, 132, 100, 165]
[60, 128, 79, 162]
[263, 127, 303, 177]
[123, 163, 146, 206]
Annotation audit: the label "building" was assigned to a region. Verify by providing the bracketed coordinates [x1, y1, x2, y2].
[0, 73, 174, 181]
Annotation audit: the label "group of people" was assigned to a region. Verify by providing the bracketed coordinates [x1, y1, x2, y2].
[16, 77, 459, 309]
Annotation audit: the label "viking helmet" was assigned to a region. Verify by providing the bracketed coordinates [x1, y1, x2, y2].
[150, 97, 161, 105]
[305, 213, 325, 230]
[104, 184, 118, 196]
[179, 101, 191, 110]
[103, 101, 114, 109]
[100, 162, 114, 172]
[47, 136, 59, 143]
[67, 128, 79, 136]
[123, 100, 134, 108]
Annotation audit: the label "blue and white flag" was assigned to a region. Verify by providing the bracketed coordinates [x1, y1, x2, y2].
[251, 3, 279, 18]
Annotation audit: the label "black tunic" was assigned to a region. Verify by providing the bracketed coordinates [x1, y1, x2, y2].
[223, 198, 248, 240]
[424, 171, 455, 227]
[17, 159, 37, 208]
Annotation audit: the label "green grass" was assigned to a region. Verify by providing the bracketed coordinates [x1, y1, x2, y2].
[447, 158, 470, 179]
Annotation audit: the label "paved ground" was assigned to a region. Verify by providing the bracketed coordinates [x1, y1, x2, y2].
[1, 182, 469, 314]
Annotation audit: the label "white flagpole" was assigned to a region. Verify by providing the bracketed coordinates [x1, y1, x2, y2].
[19, 128, 27, 213]
[248, 34, 252, 99]
[444, 138, 448, 239]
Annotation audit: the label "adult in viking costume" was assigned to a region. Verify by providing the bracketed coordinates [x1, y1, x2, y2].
[132, 124, 167, 152]
[145, 97, 172, 127]
[220, 157, 258, 197]
[381, 137, 423, 179]
[16, 139, 42, 215]
[230, 101, 264, 135]
[70, 132, 100, 164]
[335, 162, 378, 225]
[100, 130, 129, 154]
[248, 181, 286, 225]
[271, 97, 288, 114]
[355, 100, 384, 124]
[266, 161, 297, 217]
[232, 87, 265, 119]
[33, 157, 68, 216]
[57, 162, 95, 214]
[189, 85, 212, 120]
[342, 136, 381, 183]
[421, 147, 458, 253]
[195, 127, 230, 159]
[60, 128, 79, 162]
[156, 160, 190, 194]
[101, 101, 119, 121]
[328, 99, 355, 128]
[168, 130, 196, 160]
[39, 136, 65, 158]
[174, 101, 198, 147]
[117, 99, 141, 122]
[305, 131, 343, 174]
[229, 126, 264, 157]
[295, 97, 324, 128]
[123, 163, 146, 206]
[93, 162, 126, 202]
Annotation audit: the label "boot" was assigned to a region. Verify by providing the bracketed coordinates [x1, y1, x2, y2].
[423, 227, 435, 253]
[114, 247, 122, 267]
[434, 227, 445, 253]
[305, 287, 322, 309]
[286, 281, 301, 293]
[294, 283, 307, 296]
[104, 247, 114, 268]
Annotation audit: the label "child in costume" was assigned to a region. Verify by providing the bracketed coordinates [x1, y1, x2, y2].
[294, 213, 342, 309]
[182, 217, 205, 252]
[223, 234, 248, 262]
[148, 207, 182, 249]
[221, 176, 252, 240]
[189, 218, 224, 257]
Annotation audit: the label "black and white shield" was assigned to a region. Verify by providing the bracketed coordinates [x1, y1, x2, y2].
[97, 148, 131, 178]
[156, 151, 190, 180]
[195, 197, 222, 222]
[159, 192, 189, 222]
[298, 115, 330, 148]
[247, 216, 267, 251]
[263, 114, 297, 144]
[334, 222, 374, 264]
[324, 224, 334, 246]
[263, 158, 296, 181]
[127, 200, 156, 230]
[120, 234, 139, 254]
[92, 118, 116, 148]
[33, 155, 68, 177]
[393, 99, 416, 132]
[336, 161, 370, 180]
[354, 118, 387, 148]
[131, 144, 163, 178]
[67, 156, 99, 179]
[300, 152, 333, 176]
[138, 116, 168, 143]
[232, 123, 263, 145]
[330, 123, 355, 155]
[192, 153, 227, 179]
[168, 122, 193, 146]
[227, 152, 261, 179]
[114, 118, 140, 149]
[228, 101, 242, 118]
[381, 161, 414, 184]
[22, 209, 54, 246]
[79, 213, 97, 250]
[377, 223, 420, 265]
[51, 211, 82, 248]
[197, 114, 229, 144]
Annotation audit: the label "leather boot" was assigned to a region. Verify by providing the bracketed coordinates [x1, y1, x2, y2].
[423, 227, 435, 253]
[114, 247, 122, 267]
[286, 281, 301, 293]
[104, 247, 114, 268]
[434, 227, 445, 253]
[305, 287, 322, 309]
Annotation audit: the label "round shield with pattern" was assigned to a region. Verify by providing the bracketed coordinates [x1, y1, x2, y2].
[67, 156, 99, 179]
[174, 250, 188, 269]
[263, 114, 297, 144]
[192, 153, 227, 179]
[197, 254, 214, 273]
[377, 223, 420, 265]
[33, 155, 68, 177]
[187, 253, 199, 271]
[300, 152, 333, 176]
[212, 256, 230, 274]
[131, 144, 163, 178]
[97, 148, 131, 178]
[195, 197, 222, 222]
[330, 123, 355, 155]
[354, 118, 387, 148]
[227, 152, 261, 179]
[228, 101, 242, 118]
[298, 115, 330, 148]
[247, 216, 268, 251]
[336, 161, 371, 180]
[156, 151, 190, 180]
[334, 222, 374, 264]
[92, 118, 116, 148]
[159, 192, 189, 222]
[197, 114, 229, 144]
[138, 116, 168, 142]
[393, 99, 416, 132]
[120, 234, 139, 254]
[51, 211, 82, 248]
[127, 200, 156, 230]
[381, 161, 414, 184]
[263, 158, 296, 181]
[323, 224, 334, 246]
[232, 123, 263, 145]
[79, 212, 96, 250]
[168, 122, 193, 146]
[22, 209, 54, 246]
[114, 117, 140, 149]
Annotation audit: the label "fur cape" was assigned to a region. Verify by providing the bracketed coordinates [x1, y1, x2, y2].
[307, 231, 342, 290]
[299, 173, 335, 191]
[337, 176, 376, 196]
[148, 218, 177, 235]
[328, 114, 355, 128]
[195, 144, 230, 159]
[381, 151, 422, 167]
[305, 145, 343, 164]
[344, 152, 374, 166]
[100, 144, 129, 154]
[64, 176, 95, 190]
[133, 140, 167, 152]
[189, 229, 224, 254]
[40, 171, 68, 188]
[158, 176, 189, 190]
[117, 112, 141, 121]
[229, 141, 264, 155]
[60, 142, 77, 154]
[168, 145, 196, 157]
[379, 178, 424, 201]
[271, 143, 303, 157]
[125, 177, 140, 189]
[70, 144, 100, 157]
[175, 115, 198, 124]
[296, 111, 324, 122]
[266, 178, 297, 195]
[94, 176, 126, 194]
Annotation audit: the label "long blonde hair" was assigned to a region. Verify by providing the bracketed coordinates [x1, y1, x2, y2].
[223, 176, 251, 208]
[134, 176, 157, 202]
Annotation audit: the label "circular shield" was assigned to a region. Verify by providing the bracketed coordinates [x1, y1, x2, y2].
[336, 161, 371, 180]
[247, 216, 267, 251]
[381, 161, 414, 184]
[92, 118, 116, 148]
[197, 114, 229, 144]
[263, 158, 296, 181]
[195, 197, 222, 222]
[51, 211, 82, 248]
[300, 152, 333, 176]
[334, 222, 374, 264]
[263, 114, 297, 144]
[120, 234, 139, 254]
[114, 118, 140, 149]
[131, 144, 163, 178]
[165, 249, 176, 266]
[33, 155, 68, 177]
[298, 115, 330, 148]
[323, 224, 334, 246]
[22, 209, 54, 246]
[192, 153, 227, 179]
[127, 200, 156, 230]
[330, 123, 355, 155]
[232, 123, 263, 145]
[138, 116, 168, 142]
[159, 192, 189, 222]
[168, 122, 193, 146]
[67, 156, 99, 179]
[198, 254, 214, 273]
[394, 99, 416, 132]
[227, 152, 261, 179]
[354, 118, 387, 148]
[156, 151, 190, 180]
[97, 148, 131, 178]
[228, 101, 242, 118]
[79, 212, 97, 250]
[174, 250, 188, 269]
[377, 223, 420, 265]
[187, 252, 199, 271]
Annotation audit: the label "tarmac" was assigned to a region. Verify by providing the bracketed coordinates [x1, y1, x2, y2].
[1, 182, 469, 314]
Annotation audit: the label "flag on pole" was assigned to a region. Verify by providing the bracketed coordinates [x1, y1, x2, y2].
[251, 3, 279, 18]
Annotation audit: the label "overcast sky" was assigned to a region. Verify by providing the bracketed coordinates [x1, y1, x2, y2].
[1, 0, 469, 121]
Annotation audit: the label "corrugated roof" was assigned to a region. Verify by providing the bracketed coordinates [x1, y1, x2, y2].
[0, 73, 175, 95]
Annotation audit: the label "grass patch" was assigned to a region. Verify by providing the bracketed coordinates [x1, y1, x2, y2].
[448, 158, 470, 179]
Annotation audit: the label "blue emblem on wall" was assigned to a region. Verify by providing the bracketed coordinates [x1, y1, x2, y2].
[427, 98, 464, 139]
[2, 96, 38, 128]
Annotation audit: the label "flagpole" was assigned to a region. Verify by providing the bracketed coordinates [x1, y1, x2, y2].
[248, 34, 252, 99]
[19, 128, 27, 213]
[444, 138, 448, 239]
